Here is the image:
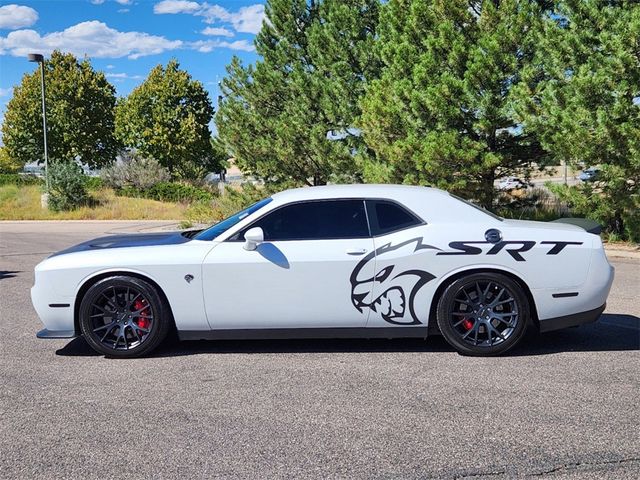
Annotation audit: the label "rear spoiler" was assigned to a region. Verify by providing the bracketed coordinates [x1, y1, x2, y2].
[551, 218, 602, 235]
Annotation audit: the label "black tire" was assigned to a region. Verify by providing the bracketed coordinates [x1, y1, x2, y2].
[79, 276, 171, 358]
[436, 272, 530, 356]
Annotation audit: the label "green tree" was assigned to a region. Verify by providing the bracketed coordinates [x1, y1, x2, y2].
[0, 146, 23, 173]
[216, 0, 379, 186]
[516, 0, 640, 240]
[2, 50, 119, 168]
[360, 0, 548, 208]
[116, 60, 215, 179]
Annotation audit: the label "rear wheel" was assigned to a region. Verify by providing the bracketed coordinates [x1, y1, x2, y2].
[79, 276, 170, 358]
[436, 273, 530, 356]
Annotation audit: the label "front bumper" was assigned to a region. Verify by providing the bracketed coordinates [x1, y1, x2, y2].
[538, 303, 606, 333]
[36, 328, 77, 339]
[31, 279, 76, 337]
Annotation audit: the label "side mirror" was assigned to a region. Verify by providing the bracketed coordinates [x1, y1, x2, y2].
[243, 227, 264, 251]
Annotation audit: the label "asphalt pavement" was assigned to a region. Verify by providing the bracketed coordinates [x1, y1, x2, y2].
[0, 221, 638, 479]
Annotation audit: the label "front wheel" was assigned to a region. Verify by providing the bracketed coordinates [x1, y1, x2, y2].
[79, 276, 170, 358]
[436, 273, 530, 356]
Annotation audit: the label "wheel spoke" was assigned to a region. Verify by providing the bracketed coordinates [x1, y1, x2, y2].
[131, 326, 142, 342]
[100, 292, 116, 309]
[100, 324, 116, 342]
[491, 297, 514, 307]
[131, 306, 151, 316]
[489, 288, 506, 306]
[482, 282, 492, 303]
[126, 292, 142, 310]
[93, 321, 116, 333]
[475, 282, 483, 302]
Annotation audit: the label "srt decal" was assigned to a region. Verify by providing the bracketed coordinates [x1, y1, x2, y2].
[437, 240, 583, 261]
[350, 238, 440, 325]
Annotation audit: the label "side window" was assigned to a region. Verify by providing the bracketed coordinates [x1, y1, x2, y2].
[246, 199, 369, 241]
[367, 200, 422, 236]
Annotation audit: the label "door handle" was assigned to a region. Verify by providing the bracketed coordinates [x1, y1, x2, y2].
[346, 248, 368, 256]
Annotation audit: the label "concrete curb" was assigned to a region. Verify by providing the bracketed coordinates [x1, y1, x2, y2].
[604, 245, 640, 260]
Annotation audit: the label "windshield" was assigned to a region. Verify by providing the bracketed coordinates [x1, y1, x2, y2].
[194, 197, 273, 241]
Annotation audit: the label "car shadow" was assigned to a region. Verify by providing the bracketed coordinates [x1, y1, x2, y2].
[0, 270, 20, 280]
[55, 313, 639, 358]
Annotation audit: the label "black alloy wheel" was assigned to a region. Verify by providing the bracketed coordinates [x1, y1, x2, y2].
[79, 276, 170, 358]
[436, 272, 530, 356]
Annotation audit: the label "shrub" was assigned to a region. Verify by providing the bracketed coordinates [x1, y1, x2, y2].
[0, 173, 43, 186]
[47, 161, 88, 211]
[85, 176, 104, 191]
[101, 152, 170, 190]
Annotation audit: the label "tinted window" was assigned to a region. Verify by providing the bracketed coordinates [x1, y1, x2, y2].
[247, 199, 369, 241]
[367, 200, 421, 235]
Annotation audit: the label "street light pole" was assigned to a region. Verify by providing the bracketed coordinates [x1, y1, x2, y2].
[28, 53, 49, 193]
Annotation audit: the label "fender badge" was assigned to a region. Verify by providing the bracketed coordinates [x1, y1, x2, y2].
[184, 274, 194, 283]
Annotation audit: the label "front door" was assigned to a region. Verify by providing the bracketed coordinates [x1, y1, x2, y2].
[201, 199, 376, 330]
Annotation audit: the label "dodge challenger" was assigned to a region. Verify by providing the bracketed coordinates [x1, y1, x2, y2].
[32, 185, 614, 357]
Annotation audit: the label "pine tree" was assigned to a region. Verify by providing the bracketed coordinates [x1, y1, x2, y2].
[516, 0, 640, 240]
[216, 0, 379, 186]
[360, 0, 548, 208]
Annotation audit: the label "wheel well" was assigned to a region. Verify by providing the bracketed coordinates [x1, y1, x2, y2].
[73, 271, 176, 335]
[428, 268, 539, 333]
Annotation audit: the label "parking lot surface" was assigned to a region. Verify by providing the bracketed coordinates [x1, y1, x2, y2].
[0, 221, 638, 479]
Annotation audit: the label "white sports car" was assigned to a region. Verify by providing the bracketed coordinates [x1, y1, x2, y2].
[32, 185, 614, 357]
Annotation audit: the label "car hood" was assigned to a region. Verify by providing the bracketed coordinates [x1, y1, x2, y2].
[50, 231, 192, 257]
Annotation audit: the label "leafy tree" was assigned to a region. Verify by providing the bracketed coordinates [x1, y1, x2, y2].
[115, 60, 215, 180]
[360, 0, 548, 208]
[516, 0, 640, 240]
[0, 146, 23, 173]
[2, 50, 119, 168]
[216, 0, 379, 186]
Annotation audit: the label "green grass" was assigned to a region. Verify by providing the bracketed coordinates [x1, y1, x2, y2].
[0, 185, 190, 220]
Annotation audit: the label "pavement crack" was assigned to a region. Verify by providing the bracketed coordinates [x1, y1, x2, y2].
[527, 457, 640, 476]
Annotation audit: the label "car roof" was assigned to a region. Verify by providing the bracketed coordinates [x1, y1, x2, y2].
[267, 184, 499, 225]
[271, 184, 448, 202]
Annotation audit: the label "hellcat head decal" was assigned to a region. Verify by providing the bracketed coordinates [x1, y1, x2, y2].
[350, 238, 440, 325]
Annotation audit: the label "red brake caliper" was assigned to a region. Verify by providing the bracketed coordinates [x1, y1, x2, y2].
[133, 299, 151, 330]
[462, 318, 474, 331]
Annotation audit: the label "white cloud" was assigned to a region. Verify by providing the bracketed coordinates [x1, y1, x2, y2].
[0, 21, 183, 59]
[154, 1, 265, 34]
[91, 0, 132, 4]
[224, 5, 264, 34]
[190, 39, 254, 53]
[0, 87, 13, 97]
[106, 64, 115, 69]
[154, 1, 200, 14]
[201, 26, 233, 37]
[0, 4, 38, 30]
[105, 72, 143, 80]
[117, 8, 130, 13]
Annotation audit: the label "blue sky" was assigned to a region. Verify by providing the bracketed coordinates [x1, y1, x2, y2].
[0, 0, 264, 135]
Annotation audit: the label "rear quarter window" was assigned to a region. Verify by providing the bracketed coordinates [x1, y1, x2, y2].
[366, 200, 423, 236]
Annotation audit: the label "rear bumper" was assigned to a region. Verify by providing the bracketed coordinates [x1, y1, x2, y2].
[539, 303, 605, 333]
[36, 328, 77, 339]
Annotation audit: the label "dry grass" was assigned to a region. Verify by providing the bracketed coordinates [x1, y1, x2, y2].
[0, 185, 188, 220]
